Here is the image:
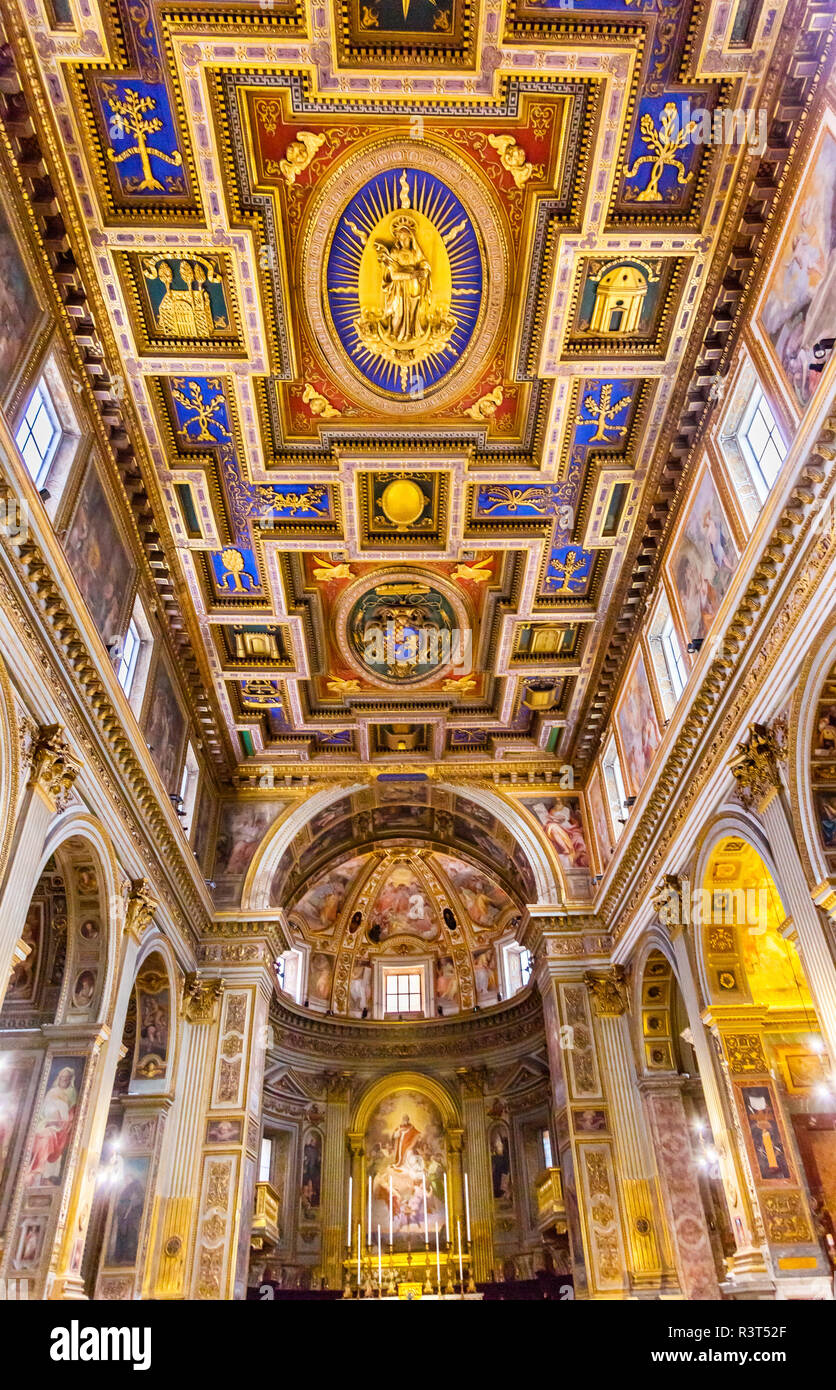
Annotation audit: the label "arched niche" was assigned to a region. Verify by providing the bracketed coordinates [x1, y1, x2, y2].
[694, 825, 814, 1015]
[791, 619, 836, 889]
[38, 813, 122, 1029]
[3, 815, 120, 1032]
[687, 811, 806, 1017]
[352, 1072, 459, 1250]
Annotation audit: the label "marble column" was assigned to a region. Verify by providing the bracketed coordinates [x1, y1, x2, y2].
[653, 889, 773, 1295]
[0, 725, 81, 1009]
[456, 1068, 494, 1283]
[321, 1074, 352, 1289]
[47, 881, 158, 1300]
[188, 947, 277, 1301]
[638, 1076, 720, 1299]
[535, 934, 628, 1299]
[730, 722, 836, 1062]
[147, 974, 223, 1299]
[584, 968, 677, 1296]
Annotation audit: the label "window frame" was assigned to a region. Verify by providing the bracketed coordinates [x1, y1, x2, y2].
[739, 386, 787, 503]
[384, 970, 423, 1018]
[116, 616, 142, 696]
[602, 737, 628, 841]
[16, 379, 62, 488]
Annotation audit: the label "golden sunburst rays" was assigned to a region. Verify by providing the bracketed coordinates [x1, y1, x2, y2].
[327, 168, 481, 394]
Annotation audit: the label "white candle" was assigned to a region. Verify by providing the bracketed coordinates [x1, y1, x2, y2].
[367, 1176, 372, 1249]
[357, 1223, 361, 1284]
[388, 1173, 393, 1247]
[377, 1223, 382, 1288]
[422, 1171, 429, 1246]
[443, 1170, 449, 1235]
[435, 1221, 441, 1292]
[348, 1175, 353, 1247]
[457, 1218, 464, 1288]
[464, 1172, 472, 1245]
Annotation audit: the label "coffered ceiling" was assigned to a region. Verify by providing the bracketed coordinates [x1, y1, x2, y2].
[9, 0, 832, 777]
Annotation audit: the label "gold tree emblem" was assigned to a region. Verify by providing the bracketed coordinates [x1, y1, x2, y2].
[171, 380, 231, 442]
[103, 85, 183, 193]
[624, 103, 697, 202]
[579, 383, 631, 443]
[549, 549, 587, 594]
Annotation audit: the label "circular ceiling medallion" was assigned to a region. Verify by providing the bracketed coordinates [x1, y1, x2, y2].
[326, 167, 482, 398]
[336, 570, 471, 689]
[302, 139, 508, 415]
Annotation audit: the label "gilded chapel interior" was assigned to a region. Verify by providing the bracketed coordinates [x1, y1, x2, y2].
[1, 0, 836, 1311]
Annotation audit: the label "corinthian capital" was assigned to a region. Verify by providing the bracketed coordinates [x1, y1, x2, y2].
[28, 724, 82, 808]
[125, 878, 158, 941]
[182, 971, 224, 1023]
[728, 722, 784, 812]
[584, 965, 628, 1016]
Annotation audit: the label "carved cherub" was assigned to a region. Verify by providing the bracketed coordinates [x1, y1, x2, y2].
[441, 674, 478, 694]
[302, 382, 340, 419]
[487, 134, 536, 189]
[313, 556, 353, 582]
[279, 131, 325, 186]
[464, 386, 503, 421]
[327, 677, 362, 695]
[452, 555, 493, 583]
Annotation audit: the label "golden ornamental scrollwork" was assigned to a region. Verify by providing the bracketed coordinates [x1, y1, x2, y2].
[28, 723, 82, 807]
[183, 971, 225, 1023]
[584, 965, 628, 1016]
[723, 1033, 768, 1074]
[728, 722, 785, 812]
[761, 1191, 813, 1245]
[124, 877, 158, 940]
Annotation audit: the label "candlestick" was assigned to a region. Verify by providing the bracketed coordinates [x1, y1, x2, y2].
[457, 1218, 464, 1292]
[464, 1172, 472, 1245]
[377, 1223, 382, 1293]
[435, 1221, 441, 1294]
[422, 1171, 429, 1247]
[348, 1175, 353, 1248]
[389, 1173, 393, 1247]
[357, 1223, 361, 1291]
[443, 1170, 449, 1235]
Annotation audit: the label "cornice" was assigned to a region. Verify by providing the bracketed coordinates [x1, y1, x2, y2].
[0, 18, 235, 776]
[569, 0, 836, 768]
[598, 407, 836, 943]
[0, 491, 212, 945]
[268, 983, 544, 1065]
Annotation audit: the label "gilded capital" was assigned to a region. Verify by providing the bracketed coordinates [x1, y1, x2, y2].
[125, 878, 158, 941]
[28, 723, 82, 807]
[728, 722, 784, 812]
[182, 971, 224, 1023]
[584, 965, 628, 1016]
[455, 1066, 487, 1098]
